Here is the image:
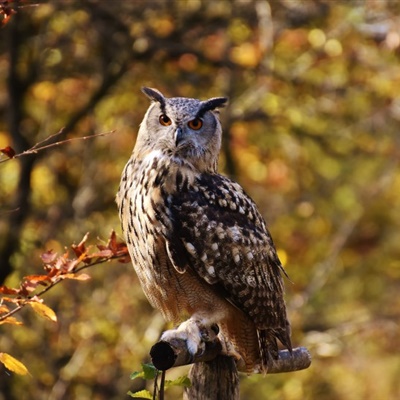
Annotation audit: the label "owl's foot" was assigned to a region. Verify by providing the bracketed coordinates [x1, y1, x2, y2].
[160, 318, 219, 360]
[219, 336, 242, 362]
[220, 335, 249, 372]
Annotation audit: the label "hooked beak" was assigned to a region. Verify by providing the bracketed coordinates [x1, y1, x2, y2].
[174, 127, 184, 146]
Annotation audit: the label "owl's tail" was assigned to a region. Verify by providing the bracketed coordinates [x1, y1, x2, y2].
[257, 323, 292, 371]
[220, 312, 262, 373]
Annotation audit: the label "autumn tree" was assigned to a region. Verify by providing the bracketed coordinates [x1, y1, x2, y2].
[1, 1, 400, 399]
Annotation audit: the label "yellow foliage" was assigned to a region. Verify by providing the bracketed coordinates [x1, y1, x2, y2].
[0, 316, 23, 326]
[0, 353, 30, 376]
[29, 301, 58, 323]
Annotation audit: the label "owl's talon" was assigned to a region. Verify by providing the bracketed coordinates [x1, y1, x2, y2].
[161, 318, 205, 357]
[211, 324, 220, 335]
[160, 318, 221, 358]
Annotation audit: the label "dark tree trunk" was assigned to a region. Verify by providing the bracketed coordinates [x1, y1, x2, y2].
[0, 5, 37, 284]
[184, 356, 239, 400]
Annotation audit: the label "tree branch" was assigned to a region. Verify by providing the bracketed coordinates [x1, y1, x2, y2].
[0, 231, 130, 323]
[150, 321, 311, 374]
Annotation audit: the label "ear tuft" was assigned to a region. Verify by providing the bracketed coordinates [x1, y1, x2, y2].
[197, 97, 228, 117]
[207, 97, 229, 109]
[141, 87, 166, 106]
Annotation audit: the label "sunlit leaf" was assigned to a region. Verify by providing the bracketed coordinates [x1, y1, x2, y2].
[62, 273, 91, 281]
[0, 353, 29, 376]
[0, 304, 9, 313]
[24, 275, 50, 283]
[28, 301, 57, 322]
[165, 375, 191, 388]
[127, 389, 152, 399]
[130, 370, 144, 380]
[0, 316, 23, 326]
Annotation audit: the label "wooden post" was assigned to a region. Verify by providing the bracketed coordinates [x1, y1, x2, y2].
[184, 356, 239, 400]
[150, 321, 311, 400]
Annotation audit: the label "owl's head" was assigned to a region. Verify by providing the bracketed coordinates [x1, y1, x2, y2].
[135, 87, 228, 172]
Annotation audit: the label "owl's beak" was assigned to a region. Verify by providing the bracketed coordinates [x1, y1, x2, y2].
[174, 127, 184, 146]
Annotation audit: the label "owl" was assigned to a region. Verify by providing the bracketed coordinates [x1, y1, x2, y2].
[116, 87, 292, 373]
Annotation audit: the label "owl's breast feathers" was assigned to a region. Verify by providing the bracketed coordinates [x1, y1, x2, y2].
[117, 152, 291, 367]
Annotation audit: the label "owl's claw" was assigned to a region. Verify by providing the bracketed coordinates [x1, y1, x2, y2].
[160, 318, 219, 359]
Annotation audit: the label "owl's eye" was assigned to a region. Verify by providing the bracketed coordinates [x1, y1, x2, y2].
[159, 114, 172, 126]
[187, 118, 203, 130]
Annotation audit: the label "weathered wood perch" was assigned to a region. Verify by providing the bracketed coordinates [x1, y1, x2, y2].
[150, 322, 311, 400]
[150, 337, 310, 374]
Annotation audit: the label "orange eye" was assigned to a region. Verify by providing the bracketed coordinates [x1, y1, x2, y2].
[188, 118, 203, 130]
[159, 114, 172, 126]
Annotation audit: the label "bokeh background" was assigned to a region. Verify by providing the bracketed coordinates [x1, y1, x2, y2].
[1, 1, 400, 399]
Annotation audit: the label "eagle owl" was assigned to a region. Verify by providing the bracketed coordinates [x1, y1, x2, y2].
[116, 87, 291, 372]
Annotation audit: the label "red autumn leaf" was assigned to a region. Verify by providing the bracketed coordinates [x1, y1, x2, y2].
[90, 249, 113, 259]
[118, 254, 131, 263]
[108, 230, 118, 251]
[0, 10, 16, 28]
[54, 251, 70, 271]
[102, 230, 130, 259]
[61, 273, 91, 281]
[44, 265, 60, 278]
[20, 280, 40, 294]
[0, 146, 16, 159]
[70, 251, 91, 271]
[65, 259, 79, 272]
[71, 233, 90, 258]
[40, 250, 58, 265]
[115, 243, 130, 261]
[0, 297, 22, 305]
[0, 286, 19, 295]
[24, 275, 50, 283]
[0, 1, 17, 28]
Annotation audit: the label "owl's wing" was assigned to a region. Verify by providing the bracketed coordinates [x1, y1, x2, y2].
[162, 172, 291, 349]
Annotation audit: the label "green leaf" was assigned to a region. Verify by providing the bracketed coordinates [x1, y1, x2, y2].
[141, 363, 157, 380]
[130, 370, 144, 380]
[127, 389, 153, 399]
[130, 363, 157, 381]
[165, 375, 191, 389]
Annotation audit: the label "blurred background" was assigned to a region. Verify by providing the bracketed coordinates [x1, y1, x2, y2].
[0, 0, 399, 399]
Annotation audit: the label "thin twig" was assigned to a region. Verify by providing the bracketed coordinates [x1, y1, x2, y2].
[159, 370, 166, 400]
[153, 369, 160, 400]
[0, 129, 116, 163]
